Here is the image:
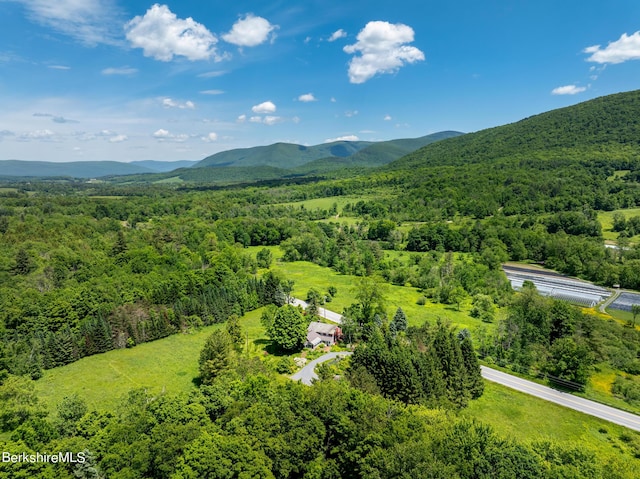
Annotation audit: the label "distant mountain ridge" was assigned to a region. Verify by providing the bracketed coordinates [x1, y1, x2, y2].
[195, 140, 375, 169]
[0, 160, 153, 178]
[130, 160, 197, 172]
[194, 131, 464, 172]
[0, 131, 462, 180]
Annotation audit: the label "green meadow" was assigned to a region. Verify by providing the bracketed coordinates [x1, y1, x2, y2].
[269, 254, 495, 334]
[30, 253, 640, 468]
[598, 207, 640, 243]
[271, 192, 393, 214]
[34, 308, 268, 412]
[463, 381, 640, 465]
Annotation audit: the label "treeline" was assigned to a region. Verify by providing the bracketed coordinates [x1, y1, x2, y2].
[475, 285, 640, 391]
[404, 215, 640, 289]
[1, 365, 639, 478]
[0, 200, 299, 377]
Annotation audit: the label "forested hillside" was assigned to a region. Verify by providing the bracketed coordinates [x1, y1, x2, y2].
[390, 89, 640, 169]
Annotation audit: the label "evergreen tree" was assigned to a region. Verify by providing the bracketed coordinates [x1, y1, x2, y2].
[458, 330, 484, 399]
[111, 229, 127, 256]
[225, 314, 244, 348]
[199, 330, 233, 385]
[11, 248, 34, 275]
[392, 307, 408, 333]
[432, 322, 470, 408]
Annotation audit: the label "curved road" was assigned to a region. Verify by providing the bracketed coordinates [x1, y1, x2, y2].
[291, 301, 640, 431]
[291, 351, 352, 385]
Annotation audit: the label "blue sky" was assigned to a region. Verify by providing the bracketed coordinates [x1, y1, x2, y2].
[1, 0, 640, 162]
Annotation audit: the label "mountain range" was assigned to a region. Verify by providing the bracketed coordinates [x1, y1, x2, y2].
[0, 131, 463, 180]
[3, 89, 640, 183]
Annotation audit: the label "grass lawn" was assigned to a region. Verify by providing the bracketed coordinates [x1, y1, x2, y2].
[463, 381, 640, 466]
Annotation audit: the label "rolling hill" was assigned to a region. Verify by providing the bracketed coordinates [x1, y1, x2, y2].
[195, 140, 374, 169]
[387, 90, 640, 170]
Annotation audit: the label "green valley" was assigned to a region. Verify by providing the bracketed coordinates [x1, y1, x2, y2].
[2, 90, 640, 478]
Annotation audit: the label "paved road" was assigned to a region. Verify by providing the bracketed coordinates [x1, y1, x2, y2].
[289, 301, 640, 431]
[291, 351, 352, 385]
[599, 288, 621, 313]
[481, 366, 640, 432]
[290, 298, 343, 323]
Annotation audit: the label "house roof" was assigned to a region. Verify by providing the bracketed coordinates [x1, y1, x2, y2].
[306, 332, 323, 347]
[308, 321, 337, 335]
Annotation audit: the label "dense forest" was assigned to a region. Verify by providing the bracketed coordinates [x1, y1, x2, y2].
[2, 90, 640, 477]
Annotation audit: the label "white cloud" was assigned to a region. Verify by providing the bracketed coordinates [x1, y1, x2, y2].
[153, 128, 171, 138]
[298, 93, 317, 102]
[551, 84, 588, 95]
[202, 132, 218, 142]
[21, 129, 56, 140]
[0, 130, 15, 140]
[102, 66, 138, 75]
[9, 0, 122, 45]
[344, 21, 425, 83]
[384, 115, 392, 121]
[200, 89, 224, 95]
[197, 70, 227, 78]
[292, 116, 301, 124]
[328, 29, 347, 42]
[48, 65, 70, 70]
[152, 129, 188, 142]
[263, 116, 283, 126]
[222, 14, 277, 47]
[252, 101, 276, 114]
[52, 116, 78, 124]
[237, 114, 247, 123]
[162, 98, 196, 109]
[324, 135, 359, 143]
[344, 110, 358, 117]
[125, 4, 221, 62]
[109, 134, 128, 143]
[585, 32, 640, 64]
[247, 115, 282, 125]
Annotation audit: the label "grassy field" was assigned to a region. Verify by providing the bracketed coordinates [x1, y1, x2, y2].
[463, 381, 640, 466]
[607, 307, 640, 327]
[598, 207, 640, 243]
[271, 192, 393, 215]
[269, 256, 491, 334]
[34, 308, 268, 412]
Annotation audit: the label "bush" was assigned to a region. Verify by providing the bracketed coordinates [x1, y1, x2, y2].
[275, 357, 295, 374]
